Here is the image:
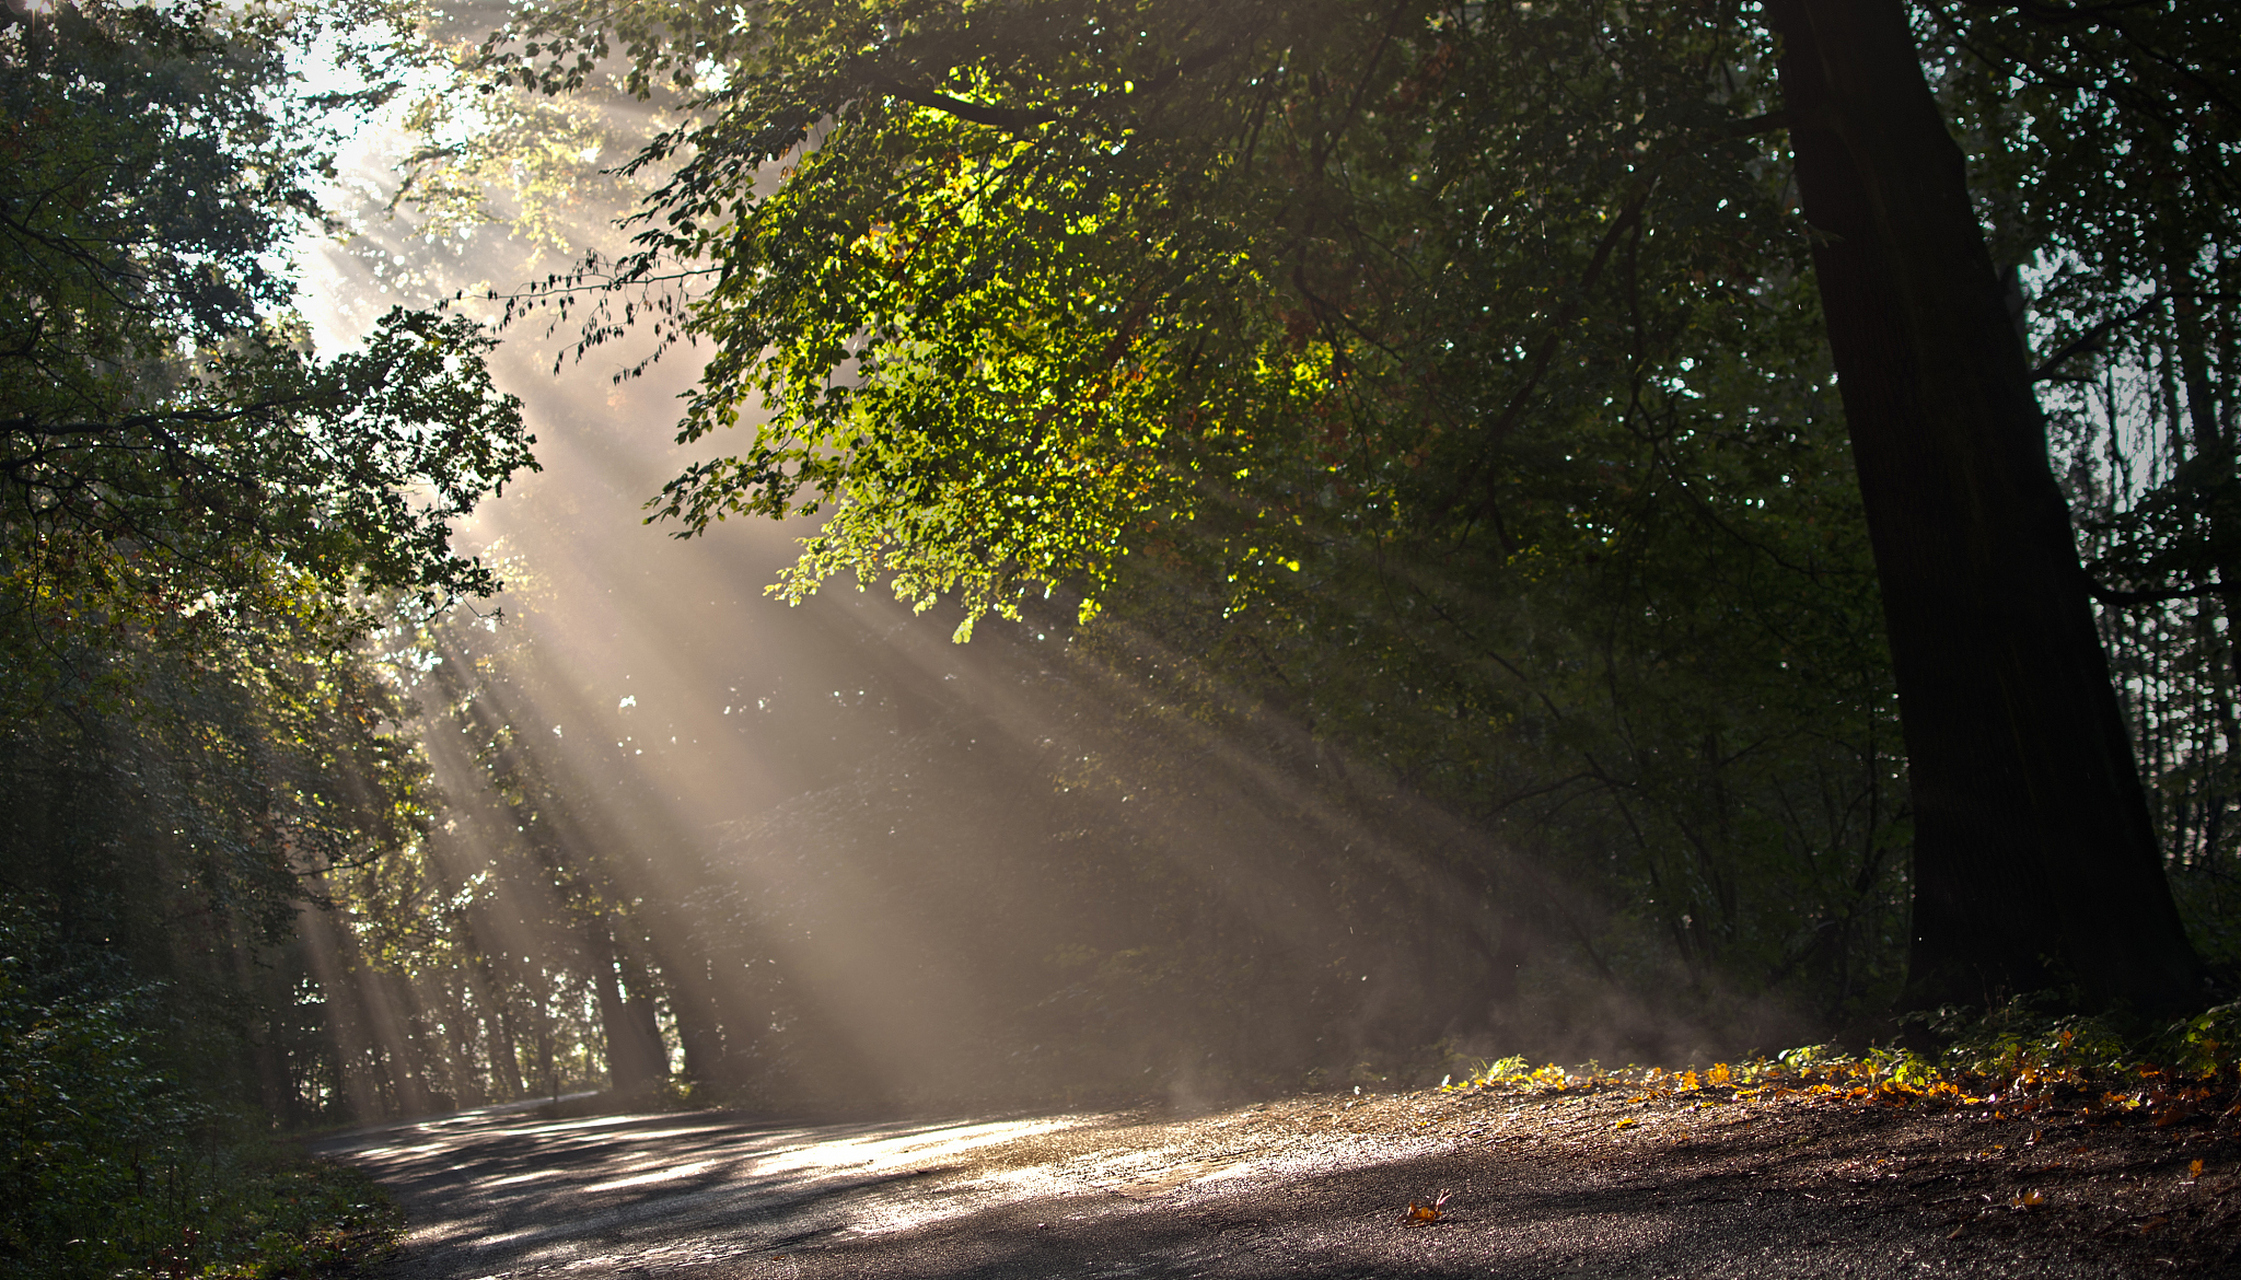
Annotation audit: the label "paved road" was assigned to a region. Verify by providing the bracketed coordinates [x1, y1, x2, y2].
[318, 1093, 2207, 1278]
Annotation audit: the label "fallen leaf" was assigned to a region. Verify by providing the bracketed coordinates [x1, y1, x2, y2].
[1612, 1118, 1637, 1130]
[2140, 1215, 2169, 1232]
[1403, 1189, 1452, 1225]
[2009, 1189, 2046, 1210]
[2189, 1159, 2205, 1180]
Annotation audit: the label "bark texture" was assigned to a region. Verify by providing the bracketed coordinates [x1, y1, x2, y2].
[1764, 0, 2203, 1012]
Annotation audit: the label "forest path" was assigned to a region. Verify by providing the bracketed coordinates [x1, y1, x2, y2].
[319, 1086, 2235, 1278]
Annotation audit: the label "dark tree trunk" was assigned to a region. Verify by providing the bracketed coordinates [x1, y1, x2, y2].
[651, 936, 727, 1085]
[466, 959, 527, 1099]
[1764, 0, 2204, 1013]
[616, 946, 669, 1081]
[589, 919, 666, 1091]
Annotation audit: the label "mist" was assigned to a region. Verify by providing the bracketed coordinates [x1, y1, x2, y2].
[266, 66, 1841, 1127]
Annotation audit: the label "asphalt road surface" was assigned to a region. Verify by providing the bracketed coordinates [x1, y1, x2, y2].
[319, 1090, 2238, 1278]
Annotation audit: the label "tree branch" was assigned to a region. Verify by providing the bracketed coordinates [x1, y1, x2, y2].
[870, 78, 1065, 133]
[2086, 576, 2226, 606]
[2028, 291, 2167, 381]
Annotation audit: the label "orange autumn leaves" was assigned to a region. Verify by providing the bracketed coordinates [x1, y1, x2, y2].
[1455, 1046, 2241, 1130]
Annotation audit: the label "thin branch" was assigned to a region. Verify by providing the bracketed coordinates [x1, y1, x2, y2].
[2029, 291, 2167, 381]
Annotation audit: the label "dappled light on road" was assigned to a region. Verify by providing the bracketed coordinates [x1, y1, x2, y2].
[321, 1086, 2231, 1279]
[322, 1106, 1110, 1274]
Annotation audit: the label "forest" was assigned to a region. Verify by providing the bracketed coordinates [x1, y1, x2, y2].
[1, 0, 2235, 1274]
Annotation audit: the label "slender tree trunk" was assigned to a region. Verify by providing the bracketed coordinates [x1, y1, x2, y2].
[385, 970, 447, 1113]
[1764, 0, 2204, 1013]
[651, 936, 727, 1085]
[616, 945, 669, 1081]
[441, 976, 484, 1108]
[296, 899, 389, 1120]
[467, 961, 528, 1099]
[227, 920, 289, 1122]
[529, 968, 559, 1098]
[2162, 263, 2241, 702]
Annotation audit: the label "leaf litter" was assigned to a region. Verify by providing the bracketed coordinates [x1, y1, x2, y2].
[927, 1034, 2236, 1272]
[1336, 1033, 2241, 1271]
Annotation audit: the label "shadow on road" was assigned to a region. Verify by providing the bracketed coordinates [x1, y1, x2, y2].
[324, 1097, 2211, 1279]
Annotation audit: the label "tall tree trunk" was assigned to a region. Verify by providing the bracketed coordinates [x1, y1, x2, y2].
[1764, 0, 2204, 1014]
[651, 935, 727, 1085]
[467, 960, 527, 1099]
[527, 966, 559, 1098]
[615, 944, 670, 1082]
[588, 918, 664, 1091]
[440, 976, 484, 1108]
[228, 920, 289, 1122]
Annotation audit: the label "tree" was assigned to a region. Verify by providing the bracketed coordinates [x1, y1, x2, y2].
[488, 0, 2224, 1016]
[0, 0, 540, 1135]
[1, 0, 534, 626]
[1958, 1, 2241, 968]
[1762, 0, 2204, 1013]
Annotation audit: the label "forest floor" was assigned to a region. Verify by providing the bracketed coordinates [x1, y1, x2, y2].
[325, 1076, 2241, 1279]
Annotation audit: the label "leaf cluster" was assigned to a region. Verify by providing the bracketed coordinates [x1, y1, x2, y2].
[1, 0, 538, 651]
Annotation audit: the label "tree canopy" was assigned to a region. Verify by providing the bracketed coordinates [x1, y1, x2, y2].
[3, 1, 535, 616]
[482, 0, 2238, 1014]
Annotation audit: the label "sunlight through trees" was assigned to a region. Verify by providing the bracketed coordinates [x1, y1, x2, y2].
[3, 1, 2237, 1271]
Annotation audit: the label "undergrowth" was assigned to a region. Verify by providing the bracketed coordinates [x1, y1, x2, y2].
[2, 1091, 399, 1280]
[1449, 997, 2241, 1130]
[105, 1147, 402, 1280]
[1, 900, 402, 1280]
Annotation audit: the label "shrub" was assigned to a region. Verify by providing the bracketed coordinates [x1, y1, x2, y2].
[0, 900, 399, 1279]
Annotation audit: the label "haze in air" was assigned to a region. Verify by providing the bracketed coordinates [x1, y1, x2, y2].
[4, 2, 2237, 1273]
